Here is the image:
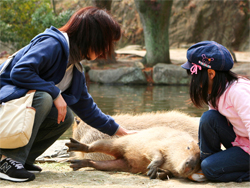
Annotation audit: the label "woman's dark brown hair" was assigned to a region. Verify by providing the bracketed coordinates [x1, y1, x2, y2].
[187, 69, 238, 109]
[59, 6, 121, 63]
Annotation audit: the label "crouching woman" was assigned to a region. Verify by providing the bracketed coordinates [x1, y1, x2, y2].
[0, 7, 135, 182]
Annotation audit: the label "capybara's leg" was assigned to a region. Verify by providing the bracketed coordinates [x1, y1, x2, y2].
[146, 150, 165, 179]
[66, 138, 123, 158]
[69, 159, 130, 172]
[66, 138, 89, 152]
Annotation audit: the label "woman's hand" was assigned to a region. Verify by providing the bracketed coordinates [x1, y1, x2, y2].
[115, 126, 139, 136]
[53, 94, 67, 124]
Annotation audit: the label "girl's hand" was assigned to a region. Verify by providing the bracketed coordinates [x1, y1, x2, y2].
[115, 126, 139, 136]
[53, 94, 67, 124]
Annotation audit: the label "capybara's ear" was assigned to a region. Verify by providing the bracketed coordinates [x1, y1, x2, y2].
[74, 117, 80, 125]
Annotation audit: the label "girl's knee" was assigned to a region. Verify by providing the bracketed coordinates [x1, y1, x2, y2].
[201, 110, 222, 123]
[200, 110, 227, 129]
[199, 111, 214, 132]
[201, 158, 216, 181]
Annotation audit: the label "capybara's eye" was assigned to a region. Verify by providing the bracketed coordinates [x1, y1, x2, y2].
[187, 146, 190, 150]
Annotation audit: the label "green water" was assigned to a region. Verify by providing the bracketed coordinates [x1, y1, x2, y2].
[60, 84, 207, 139]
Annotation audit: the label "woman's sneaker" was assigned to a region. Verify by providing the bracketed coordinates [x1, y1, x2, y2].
[188, 170, 207, 182]
[24, 163, 42, 173]
[0, 158, 35, 182]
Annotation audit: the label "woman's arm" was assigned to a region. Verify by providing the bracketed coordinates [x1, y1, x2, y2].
[69, 88, 119, 136]
[115, 126, 138, 136]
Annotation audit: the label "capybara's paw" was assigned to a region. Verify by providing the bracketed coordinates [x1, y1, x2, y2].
[157, 168, 173, 180]
[68, 159, 91, 171]
[65, 138, 89, 152]
[147, 165, 158, 179]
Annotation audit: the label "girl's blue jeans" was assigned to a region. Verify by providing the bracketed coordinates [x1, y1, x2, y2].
[0, 91, 74, 165]
[199, 110, 250, 182]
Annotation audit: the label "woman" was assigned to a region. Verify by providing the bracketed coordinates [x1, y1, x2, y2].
[0, 7, 135, 182]
[181, 41, 250, 182]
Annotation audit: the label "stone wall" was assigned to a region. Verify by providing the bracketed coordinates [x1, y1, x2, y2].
[169, 0, 249, 51]
[112, 0, 249, 51]
[87, 62, 250, 85]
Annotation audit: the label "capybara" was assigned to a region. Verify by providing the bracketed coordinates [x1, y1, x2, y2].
[72, 111, 199, 161]
[66, 126, 200, 180]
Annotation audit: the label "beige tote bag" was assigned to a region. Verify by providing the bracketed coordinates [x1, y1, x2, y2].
[0, 91, 36, 149]
[0, 48, 36, 149]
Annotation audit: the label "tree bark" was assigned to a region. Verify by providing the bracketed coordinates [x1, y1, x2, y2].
[134, 0, 173, 66]
[92, 0, 117, 65]
[51, 0, 56, 14]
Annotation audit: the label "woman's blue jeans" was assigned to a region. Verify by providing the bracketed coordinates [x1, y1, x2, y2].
[199, 110, 250, 182]
[0, 91, 74, 165]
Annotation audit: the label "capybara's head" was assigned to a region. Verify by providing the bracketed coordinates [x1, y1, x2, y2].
[168, 139, 200, 177]
[177, 140, 200, 177]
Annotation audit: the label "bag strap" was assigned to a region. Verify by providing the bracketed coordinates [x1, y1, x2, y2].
[0, 48, 23, 75]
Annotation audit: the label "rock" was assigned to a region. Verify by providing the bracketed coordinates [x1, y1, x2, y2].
[170, 1, 249, 51]
[82, 48, 249, 85]
[133, 61, 144, 69]
[116, 45, 143, 51]
[232, 63, 250, 77]
[88, 67, 147, 84]
[35, 140, 70, 163]
[112, 1, 249, 52]
[153, 63, 189, 85]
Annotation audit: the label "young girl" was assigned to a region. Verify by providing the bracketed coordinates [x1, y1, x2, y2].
[0, 7, 136, 182]
[181, 41, 250, 182]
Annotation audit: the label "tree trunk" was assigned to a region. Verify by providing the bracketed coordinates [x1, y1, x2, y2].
[51, 0, 56, 14]
[92, 0, 116, 65]
[134, 0, 173, 66]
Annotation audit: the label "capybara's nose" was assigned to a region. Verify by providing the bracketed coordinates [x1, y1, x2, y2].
[183, 157, 199, 175]
[186, 156, 200, 169]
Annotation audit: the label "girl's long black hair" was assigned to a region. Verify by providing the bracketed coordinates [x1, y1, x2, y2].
[187, 69, 238, 109]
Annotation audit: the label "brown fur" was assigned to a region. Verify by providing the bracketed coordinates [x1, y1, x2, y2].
[66, 126, 200, 179]
[68, 111, 200, 179]
[72, 111, 199, 161]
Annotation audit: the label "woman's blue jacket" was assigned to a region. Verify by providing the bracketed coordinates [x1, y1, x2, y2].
[0, 26, 119, 136]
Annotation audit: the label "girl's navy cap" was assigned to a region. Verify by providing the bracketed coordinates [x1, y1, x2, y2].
[181, 41, 234, 71]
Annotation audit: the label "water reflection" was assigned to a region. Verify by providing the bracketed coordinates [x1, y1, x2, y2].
[88, 84, 207, 117]
[61, 84, 208, 139]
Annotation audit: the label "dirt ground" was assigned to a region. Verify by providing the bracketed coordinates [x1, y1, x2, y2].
[0, 162, 249, 188]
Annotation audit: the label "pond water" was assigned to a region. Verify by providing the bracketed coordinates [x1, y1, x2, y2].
[60, 84, 208, 139]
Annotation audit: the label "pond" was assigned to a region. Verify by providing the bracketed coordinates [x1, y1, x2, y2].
[60, 84, 208, 139]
